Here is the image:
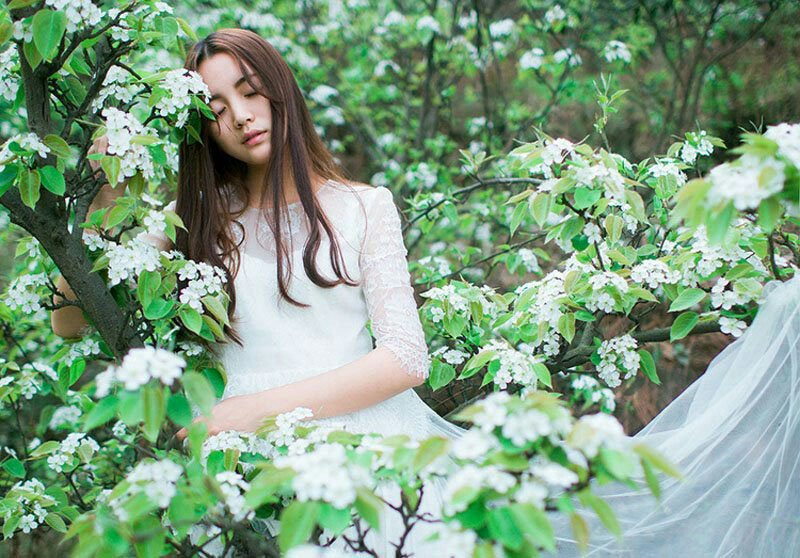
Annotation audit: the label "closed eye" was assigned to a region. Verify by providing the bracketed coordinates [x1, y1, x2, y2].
[215, 93, 259, 116]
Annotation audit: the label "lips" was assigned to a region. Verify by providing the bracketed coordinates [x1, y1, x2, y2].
[242, 131, 268, 145]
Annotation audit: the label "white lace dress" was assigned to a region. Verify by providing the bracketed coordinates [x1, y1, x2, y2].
[145, 179, 465, 556]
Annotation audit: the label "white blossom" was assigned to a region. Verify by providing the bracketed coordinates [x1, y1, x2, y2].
[95, 346, 186, 396]
[520, 47, 545, 71]
[553, 48, 581, 67]
[719, 316, 747, 337]
[603, 40, 632, 63]
[154, 69, 212, 128]
[49, 405, 82, 429]
[416, 15, 441, 35]
[47, 433, 100, 473]
[44, 0, 103, 33]
[176, 259, 228, 312]
[309, 85, 338, 105]
[121, 458, 183, 508]
[544, 5, 567, 26]
[101, 107, 157, 182]
[706, 154, 785, 211]
[568, 413, 628, 458]
[630, 259, 681, 290]
[597, 334, 640, 388]
[764, 122, 800, 168]
[4, 273, 49, 320]
[0, 48, 20, 103]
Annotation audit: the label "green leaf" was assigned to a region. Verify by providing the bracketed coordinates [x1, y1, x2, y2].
[38, 166, 65, 195]
[2, 458, 25, 478]
[354, 487, 383, 531]
[557, 312, 576, 343]
[428, 360, 456, 391]
[202, 294, 229, 327]
[142, 384, 166, 443]
[144, 298, 174, 320]
[637, 349, 660, 384]
[509, 503, 556, 552]
[182, 371, 215, 416]
[412, 437, 448, 473]
[44, 134, 72, 159]
[570, 512, 589, 553]
[100, 155, 121, 187]
[278, 501, 320, 552]
[319, 504, 352, 536]
[166, 393, 192, 427]
[641, 458, 661, 500]
[0, 164, 18, 197]
[487, 507, 524, 551]
[32, 9, 66, 61]
[83, 395, 119, 430]
[530, 193, 551, 227]
[668, 288, 706, 312]
[44, 513, 67, 533]
[510, 202, 527, 237]
[632, 444, 683, 479]
[577, 489, 621, 538]
[18, 167, 41, 209]
[706, 202, 734, 245]
[179, 306, 203, 334]
[670, 311, 698, 342]
[573, 187, 602, 210]
[533, 362, 552, 388]
[29, 440, 60, 458]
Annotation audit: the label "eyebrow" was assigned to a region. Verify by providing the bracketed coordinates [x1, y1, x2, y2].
[209, 73, 253, 101]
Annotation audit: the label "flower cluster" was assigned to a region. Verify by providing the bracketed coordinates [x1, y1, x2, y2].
[710, 277, 760, 310]
[442, 464, 516, 515]
[0, 47, 19, 103]
[3, 272, 49, 321]
[17, 362, 58, 400]
[154, 69, 212, 128]
[520, 47, 545, 71]
[0, 133, 50, 166]
[112, 458, 183, 517]
[91, 66, 139, 112]
[49, 405, 82, 430]
[177, 260, 228, 312]
[603, 40, 631, 63]
[706, 154, 785, 211]
[686, 226, 751, 281]
[202, 430, 276, 473]
[273, 442, 373, 509]
[764, 122, 800, 167]
[46, 432, 100, 473]
[101, 107, 157, 182]
[679, 131, 714, 164]
[630, 259, 681, 291]
[570, 374, 617, 413]
[719, 316, 747, 338]
[596, 334, 640, 388]
[105, 236, 162, 287]
[215, 471, 254, 521]
[94, 346, 186, 397]
[482, 338, 547, 389]
[2, 479, 56, 538]
[586, 271, 629, 313]
[567, 412, 629, 458]
[62, 338, 102, 367]
[44, 0, 103, 33]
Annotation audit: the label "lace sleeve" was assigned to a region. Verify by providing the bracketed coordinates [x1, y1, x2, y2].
[359, 187, 431, 380]
[137, 200, 176, 252]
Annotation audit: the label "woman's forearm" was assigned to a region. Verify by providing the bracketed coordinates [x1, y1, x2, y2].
[250, 345, 425, 421]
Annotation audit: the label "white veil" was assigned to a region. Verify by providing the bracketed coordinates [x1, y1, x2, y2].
[551, 275, 800, 556]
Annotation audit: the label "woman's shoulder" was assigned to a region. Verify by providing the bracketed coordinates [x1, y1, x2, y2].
[328, 179, 393, 210]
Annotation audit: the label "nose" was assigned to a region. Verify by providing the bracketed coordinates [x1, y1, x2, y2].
[232, 102, 253, 129]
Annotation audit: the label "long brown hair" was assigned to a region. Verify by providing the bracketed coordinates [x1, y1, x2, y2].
[175, 28, 360, 349]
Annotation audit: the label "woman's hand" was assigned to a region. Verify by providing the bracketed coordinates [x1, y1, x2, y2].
[175, 393, 264, 441]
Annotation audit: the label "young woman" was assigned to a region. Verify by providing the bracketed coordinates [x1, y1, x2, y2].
[138, 28, 464, 554]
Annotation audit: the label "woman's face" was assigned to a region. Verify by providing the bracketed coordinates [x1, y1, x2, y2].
[197, 52, 273, 166]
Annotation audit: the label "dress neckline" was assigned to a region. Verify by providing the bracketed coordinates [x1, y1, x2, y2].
[243, 179, 334, 212]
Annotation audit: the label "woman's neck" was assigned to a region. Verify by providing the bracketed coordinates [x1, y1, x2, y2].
[243, 167, 326, 209]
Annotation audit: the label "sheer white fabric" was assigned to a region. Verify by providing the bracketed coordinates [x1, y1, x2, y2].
[551, 275, 800, 557]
